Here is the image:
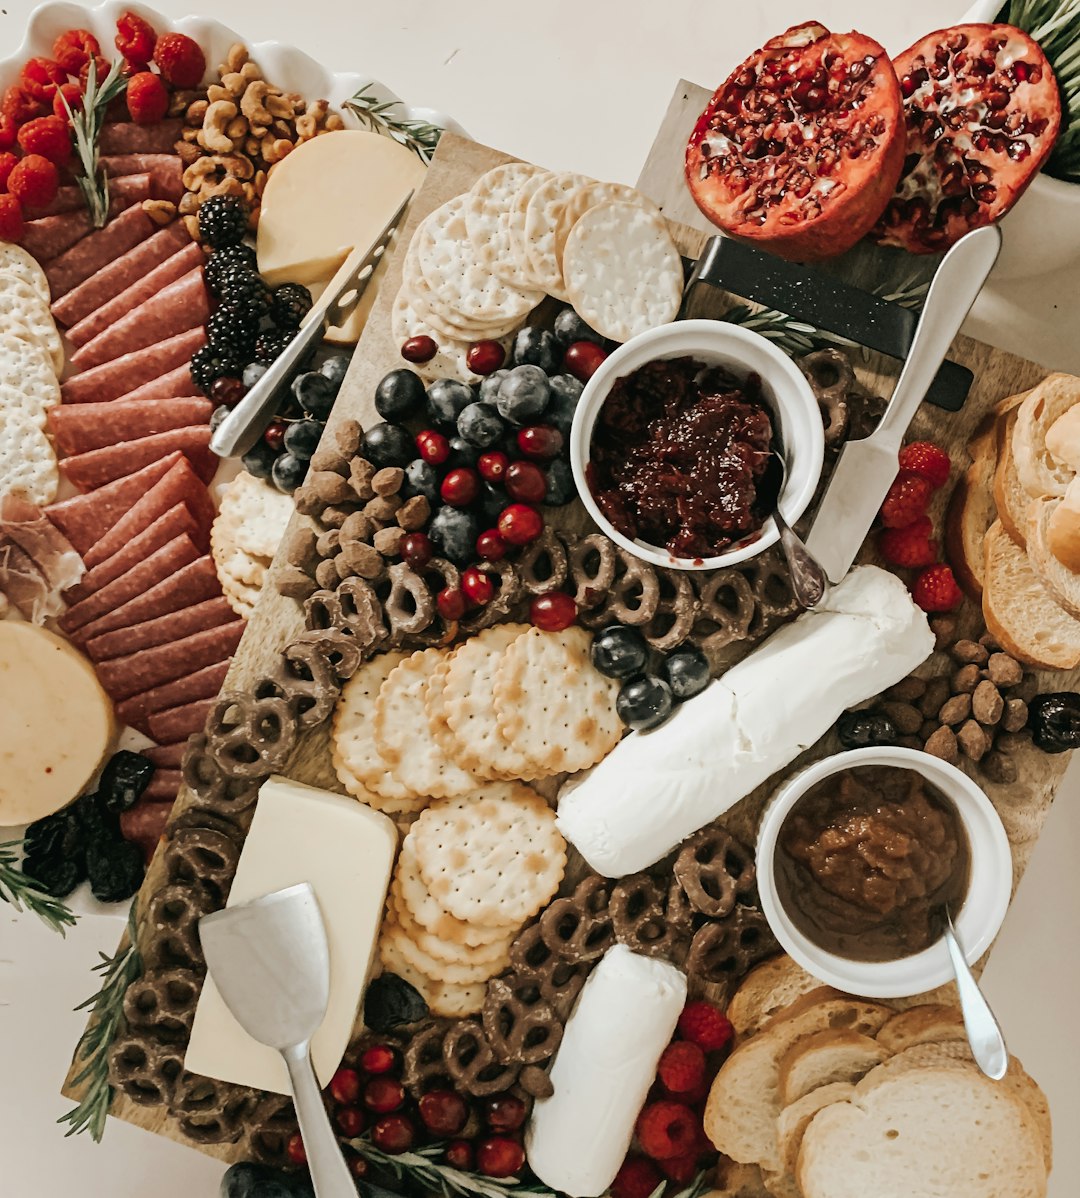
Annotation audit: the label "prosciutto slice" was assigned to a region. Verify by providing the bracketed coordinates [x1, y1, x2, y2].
[0, 494, 84, 621]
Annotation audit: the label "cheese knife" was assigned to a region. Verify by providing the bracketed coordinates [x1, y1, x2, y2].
[210, 190, 414, 459]
[803, 224, 1001, 583]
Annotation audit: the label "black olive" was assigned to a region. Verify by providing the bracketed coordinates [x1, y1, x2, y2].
[836, 709, 899, 750]
[98, 750, 155, 814]
[1028, 692, 1080, 753]
[86, 840, 145, 904]
[363, 973, 428, 1032]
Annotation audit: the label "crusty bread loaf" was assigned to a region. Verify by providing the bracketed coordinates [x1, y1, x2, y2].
[727, 956, 823, 1040]
[876, 1004, 966, 1053]
[778, 1029, 888, 1106]
[983, 519, 1080, 668]
[797, 1066, 1048, 1198]
[1014, 372, 1080, 498]
[1027, 495, 1080, 617]
[996, 403, 1031, 546]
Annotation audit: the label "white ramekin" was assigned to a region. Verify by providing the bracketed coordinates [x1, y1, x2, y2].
[757, 746, 1012, 999]
[569, 320, 825, 571]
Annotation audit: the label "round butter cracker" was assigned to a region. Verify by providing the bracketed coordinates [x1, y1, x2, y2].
[382, 906, 509, 985]
[378, 927, 487, 1018]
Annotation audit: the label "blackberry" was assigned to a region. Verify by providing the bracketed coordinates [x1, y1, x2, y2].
[197, 195, 248, 249]
[217, 268, 272, 318]
[205, 243, 257, 296]
[191, 343, 246, 392]
[206, 306, 259, 358]
[270, 283, 313, 329]
[254, 328, 295, 363]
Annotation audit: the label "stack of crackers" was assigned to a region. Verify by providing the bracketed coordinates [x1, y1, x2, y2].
[210, 470, 294, 617]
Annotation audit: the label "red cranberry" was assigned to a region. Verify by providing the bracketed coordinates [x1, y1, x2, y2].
[285, 1133, 306, 1166]
[467, 339, 506, 375]
[329, 1067, 361, 1105]
[263, 419, 286, 451]
[363, 1075, 405, 1114]
[401, 335, 437, 364]
[418, 1088, 469, 1137]
[209, 375, 245, 406]
[477, 529, 508, 562]
[360, 1044, 398, 1075]
[661, 1152, 699, 1183]
[350, 1156, 369, 1178]
[371, 1113, 416, 1154]
[484, 1093, 527, 1132]
[462, 566, 494, 605]
[401, 532, 434, 569]
[335, 1105, 365, 1137]
[445, 1139, 475, 1169]
[517, 425, 563, 461]
[416, 428, 450, 465]
[497, 503, 543, 546]
[476, 1135, 526, 1178]
[437, 586, 468, 621]
[478, 450, 509, 484]
[440, 466, 480, 507]
[529, 591, 578, 632]
[564, 340, 608, 382]
[504, 460, 547, 504]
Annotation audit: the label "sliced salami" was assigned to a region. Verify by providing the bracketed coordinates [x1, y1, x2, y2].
[70, 268, 210, 371]
[58, 533, 200, 633]
[71, 555, 221, 642]
[147, 701, 216, 744]
[60, 327, 206, 405]
[45, 205, 156, 299]
[119, 798, 173, 858]
[51, 222, 191, 328]
[66, 242, 205, 349]
[100, 154, 183, 202]
[111, 364, 198, 405]
[43, 453, 182, 554]
[60, 425, 215, 491]
[49, 397, 213, 455]
[85, 595, 236, 662]
[115, 657, 231, 729]
[30, 174, 154, 219]
[21, 178, 151, 260]
[99, 120, 183, 155]
[141, 768, 183, 802]
[83, 455, 213, 568]
[141, 742, 188, 768]
[96, 620, 245, 701]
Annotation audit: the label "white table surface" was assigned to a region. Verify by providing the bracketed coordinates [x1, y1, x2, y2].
[2, 1, 1079, 1195]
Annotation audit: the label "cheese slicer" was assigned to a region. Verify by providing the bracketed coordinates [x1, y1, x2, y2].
[199, 883, 355, 1198]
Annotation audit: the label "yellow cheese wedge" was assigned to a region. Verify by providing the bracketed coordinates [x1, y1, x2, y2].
[0, 622, 114, 826]
[184, 775, 397, 1093]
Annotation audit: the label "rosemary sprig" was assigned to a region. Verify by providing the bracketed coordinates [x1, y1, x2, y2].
[349, 1137, 556, 1198]
[61, 57, 129, 228]
[344, 84, 444, 163]
[0, 839, 77, 935]
[57, 907, 141, 1141]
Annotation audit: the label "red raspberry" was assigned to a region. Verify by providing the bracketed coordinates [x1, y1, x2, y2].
[661, 1151, 701, 1183]
[0, 152, 18, 190]
[635, 1100, 699, 1161]
[115, 10, 158, 66]
[677, 1000, 734, 1052]
[153, 33, 206, 88]
[0, 194, 24, 242]
[880, 471, 933, 530]
[898, 440, 951, 490]
[52, 82, 83, 123]
[912, 563, 963, 613]
[52, 29, 101, 75]
[125, 71, 168, 125]
[0, 115, 15, 150]
[17, 115, 72, 167]
[658, 1041, 706, 1095]
[8, 154, 59, 210]
[2, 84, 47, 125]
[77, 56, 111, 91]
[611, 1155, 664, 1198]
[878, 516, 938, 569]
[20, 57, 66, 102]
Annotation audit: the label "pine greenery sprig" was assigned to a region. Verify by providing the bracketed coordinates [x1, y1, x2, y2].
[344, 84, 444, 163]
[57, 907, 141, 1141]
[0, 839, 77, 935]
[60, 57, 130, 227]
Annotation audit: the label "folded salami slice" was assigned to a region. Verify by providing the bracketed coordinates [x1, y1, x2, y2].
[72, 555, 221, 642]
[115, 657, 231, 730]
[59, 533, 200, 633]
[45, 205, 155, 298]
[21, 177, 151, 259]
[60, 426, 216, 491]
[60, 327, 206, 404]
[44, 453, 182, 554]
[96, 620, 245, 701]
[147, 700, 216, 744]
[51, 222, 191, 328]
[85, 595, 236, 662]
[49, 397, 213, 455]
[99, 120, 183, 155]
[82, 455, 213, 569]
[111, 363, 199, 405]
[70, 268, 211, 371]
[141, 742, 188, 768]
[64, 504, 199, 603]
[100, 154, 183, 202]
[120, 798, 174, 858]
[141, 768, 183, 802]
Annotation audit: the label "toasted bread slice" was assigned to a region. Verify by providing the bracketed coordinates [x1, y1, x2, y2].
[947, 412, 1001, 599]
[778, 1029, 888, 1106]
[1014, 373, 1080, 499]
[727, 955, 824, 1040]
[996, 402, 1031, 546]
[876, 1004, 965, 1053]
[983, 519, 1080, 668]
[1027, 496, 1080, 618]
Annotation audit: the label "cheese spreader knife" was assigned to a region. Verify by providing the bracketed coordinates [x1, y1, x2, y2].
[803, 224, 1002, 583]
[210, 190, 414, 459]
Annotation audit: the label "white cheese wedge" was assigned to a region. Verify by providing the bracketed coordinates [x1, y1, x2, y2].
[256, 130, 426, 292]
[184, 775, 396, 1093]
[525, 945, 687, 1196]
[556, 567, 935, 877]
[0, 621, 114, 826]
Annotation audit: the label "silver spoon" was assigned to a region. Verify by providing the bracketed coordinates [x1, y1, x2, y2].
[770, 441, 830, 609]
[944, 908, 1008, 1080]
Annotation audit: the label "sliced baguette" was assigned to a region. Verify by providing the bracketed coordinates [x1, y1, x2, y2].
[875, 1004, 966, 1052]
[1028, 495, 1080, 618]
[996, 402, 1031, 546]
[1014, 372, 1080, 498]
[983, 519, 1080, 669]
[707, 1159, 771, 1198]
[727, 955, 823, 1040]
[775, 1081, 857, 1180]
[778, 1028, 888, 1106]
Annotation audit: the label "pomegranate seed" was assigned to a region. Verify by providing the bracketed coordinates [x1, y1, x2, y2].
[209, 375, 245, 406]
[517, 425, 563, 461]
[476, 1135, 526, 1178]
[263, 419, 286, 450]
[478, 450, 509, 483]
[477, 529, 508, 561]
[363, 1075, 405, 1114]
[462, 566, 494, 605]
[285, 1133, 306, 1166]
[371, 1113, 416, 1154]
[360, 1044, 398, 1075]
[484, 1093, 527, 1132]
[563, 340, 608, 382]
[497, 503, 543, 546]
[418, 1088, 469, 1136]
[467, 339, 506, 375]
[445, 1139, 475, 1169]
[504, 460, 547, 504]
[416, 428, 450, 465]
[401, 531, 434, 569]
[329, 1067, 361, 1105]
[335, 1105, 365, 1137]
[441, 466, 480, 507]
[401, 335, 437, 364]
[529, 592, 578, 632]
[437, 586, 467, 621]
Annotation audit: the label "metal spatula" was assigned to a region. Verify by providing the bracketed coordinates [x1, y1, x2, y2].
[199, 883, 354, 1197]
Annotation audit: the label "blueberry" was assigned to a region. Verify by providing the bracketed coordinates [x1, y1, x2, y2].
[209, 404, 230, 434]
[477, 481, 506, 527]
[291, 370, 335, 419]
[478, 369, 509, 403]
[426, 377, 474, 430]
[496, 365, 550, 425]
[591, 625, 649, 679]
[242, 361, 269, 389]
[545, 458, 576, 505]
[319, 354, 350, 391]
[553, 308, 605, 346]
[457, 402, 505, 448]
[221, 1163, 310, 1198]
[659, 646, 711, 700]
[362, 422, 414, 468]
[401, 458, 438, 502]
[428, 505, 478, 565]
[546, 373, 584, 435]
[512, 326, 560, 373]
[446, 436, 479, 469]
[271, 451, 308, 494]
[616, 674, 674, 731]
[241, 439, 278, 481]
[376, 368, 426, 421]
[364, 973, 428, 1033]
[284, 418, 324, 461]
